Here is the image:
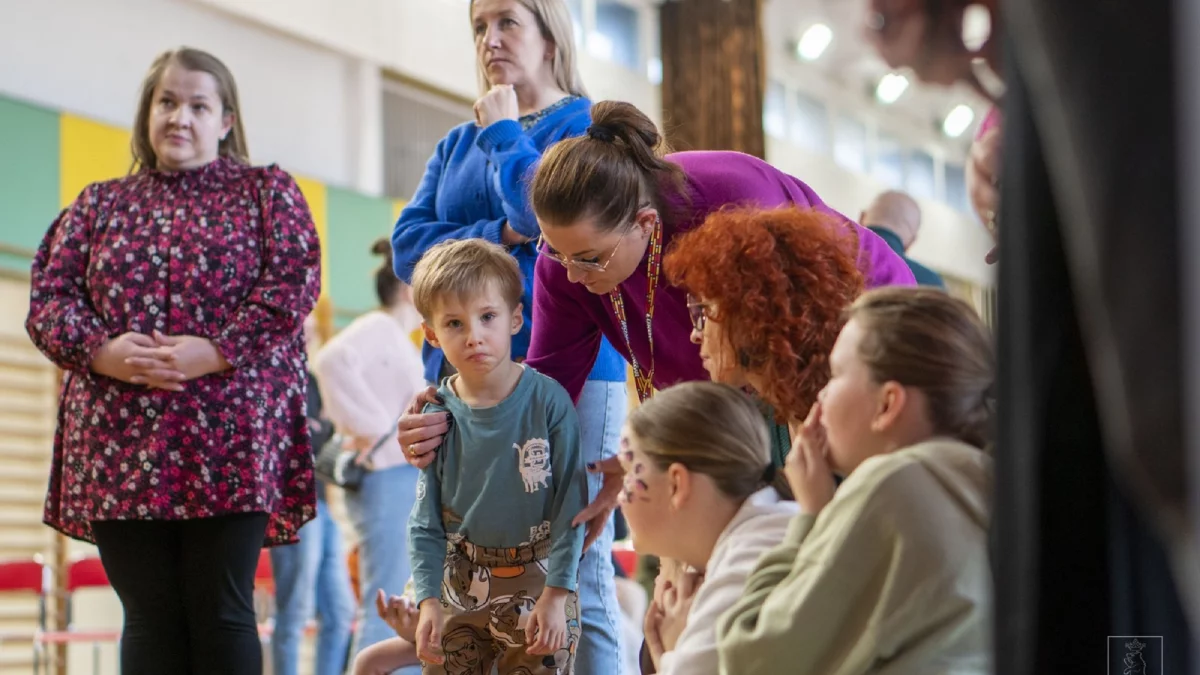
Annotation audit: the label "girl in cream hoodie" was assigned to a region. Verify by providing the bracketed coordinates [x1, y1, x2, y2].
[718, 287, 995, 674]
[617, 381, 800, 675]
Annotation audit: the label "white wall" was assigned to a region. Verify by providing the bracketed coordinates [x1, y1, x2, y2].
[767, 136, 996, 286]
[0, 0, 358, 188]
[0, 0, 659, 193]
[190, 0, 660, 119]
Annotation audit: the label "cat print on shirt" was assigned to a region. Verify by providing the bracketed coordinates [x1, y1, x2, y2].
[515, 438, 551, 493]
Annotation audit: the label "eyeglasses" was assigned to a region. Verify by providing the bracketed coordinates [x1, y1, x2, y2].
[534, 205, 651, 274]
[536, 228, 629, 274]
[686, 295, 710, 332]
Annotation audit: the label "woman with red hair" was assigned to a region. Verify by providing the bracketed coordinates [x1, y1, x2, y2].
[665, 206, 865, 462]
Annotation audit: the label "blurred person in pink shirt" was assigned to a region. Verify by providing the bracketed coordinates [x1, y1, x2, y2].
[314, 238, 426, 657]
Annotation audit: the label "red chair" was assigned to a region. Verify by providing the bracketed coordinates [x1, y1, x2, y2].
[65, 557, 110, 621]
[40, 556, 119, 675]
[254, 549, 274, 592]
[0, 557, 49, 673]
[253, 550, 276, 640]
[612, 541, 638, 578]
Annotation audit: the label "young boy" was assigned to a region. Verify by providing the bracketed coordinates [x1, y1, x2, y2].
[407, 238, 586, 675]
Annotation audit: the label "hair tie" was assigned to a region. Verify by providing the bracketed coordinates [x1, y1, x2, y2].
[761, 463, 776, 483]
[587, 124, 616, 143]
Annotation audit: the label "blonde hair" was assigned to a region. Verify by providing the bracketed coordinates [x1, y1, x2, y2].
[847, 287, 995, 449]
[411, 239, 524, 319]
[469, 0, 587, 98]
[627, 382, 793, 500]
[131, 47, 249, 172]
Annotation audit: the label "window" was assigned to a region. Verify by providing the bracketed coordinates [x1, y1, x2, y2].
[907, 150, 937, 199]
[945, 162, 969, 212]
[764, 81, 787, 139]
[873, 133, 905, 189]
[646, 10, 662, 84]
[594, 1, 640, 71]
[383, 85, 472, 200]
[566, 0, 584, 44]
[833, 115, 867, 173]
[790, 91, 829, 153]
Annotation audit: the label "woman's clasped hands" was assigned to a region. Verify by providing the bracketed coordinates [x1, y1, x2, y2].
[90, 329, 230, 391]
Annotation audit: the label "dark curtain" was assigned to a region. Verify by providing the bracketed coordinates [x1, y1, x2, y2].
[994, 0, 1194, 671]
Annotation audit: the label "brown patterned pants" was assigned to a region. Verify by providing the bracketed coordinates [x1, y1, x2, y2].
[424, 538, 580, 675]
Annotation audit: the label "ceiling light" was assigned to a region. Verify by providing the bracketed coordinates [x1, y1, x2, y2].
[942, 104, 976, 137]
[875, 73, 909, 104]
[797, 24, 833, 61]
[961, 4, 992, 51]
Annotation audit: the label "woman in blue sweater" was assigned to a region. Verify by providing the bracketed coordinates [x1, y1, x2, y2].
[390, 1, 627, 672]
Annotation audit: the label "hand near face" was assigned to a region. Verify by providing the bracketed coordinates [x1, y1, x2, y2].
[785, 401, 837, 515]
[967, 126, 1003, 263]
[644, 567, 701, 667]
[474, 84, 519, 128]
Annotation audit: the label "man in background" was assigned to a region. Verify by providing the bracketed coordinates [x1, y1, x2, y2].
[860, 190, 945, 288]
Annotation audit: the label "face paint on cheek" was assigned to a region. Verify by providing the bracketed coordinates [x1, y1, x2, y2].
[621, 470, 639, 504]
[633, 473, 652, 499]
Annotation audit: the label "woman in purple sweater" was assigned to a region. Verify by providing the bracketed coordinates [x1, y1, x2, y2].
[399, 101, 915, 539]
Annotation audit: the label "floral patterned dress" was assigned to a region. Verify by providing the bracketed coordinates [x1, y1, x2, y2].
[26, 157, 321, 546]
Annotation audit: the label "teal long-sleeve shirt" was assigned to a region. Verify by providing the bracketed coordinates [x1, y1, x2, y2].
[408, 366, 587, 605]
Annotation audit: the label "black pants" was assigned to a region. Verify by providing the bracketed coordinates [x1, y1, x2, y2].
[91, 513, 268, 675]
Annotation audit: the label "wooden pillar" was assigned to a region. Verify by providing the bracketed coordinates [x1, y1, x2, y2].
[659, 0, 766, 157]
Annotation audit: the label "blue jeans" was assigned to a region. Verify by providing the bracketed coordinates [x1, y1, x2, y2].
[269, 499, 356, 675]
[344, 464, 420, 660]
[574, 379, 628, 675]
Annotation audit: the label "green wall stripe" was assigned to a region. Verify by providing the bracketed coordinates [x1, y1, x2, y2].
[0, 97, 60, 271]
[325, 186, 396, 317]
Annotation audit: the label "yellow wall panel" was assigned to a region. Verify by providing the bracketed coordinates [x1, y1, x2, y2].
[292, 175, 329, 302]
[59, 114, 131, 208]
[392, 199, 406, 222]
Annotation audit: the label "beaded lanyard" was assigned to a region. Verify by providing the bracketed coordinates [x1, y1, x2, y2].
[609, 218, 663, 403]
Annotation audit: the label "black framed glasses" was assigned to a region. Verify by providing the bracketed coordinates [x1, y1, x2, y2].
[686, 294, 709, 332]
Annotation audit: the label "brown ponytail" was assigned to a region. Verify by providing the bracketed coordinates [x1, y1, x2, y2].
[371, 238, 403, 308]
[531, 101, 687, 232]
[847, 288, 995, 449]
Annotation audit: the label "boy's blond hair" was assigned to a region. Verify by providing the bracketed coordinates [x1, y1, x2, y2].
[411, 239, 524, 319]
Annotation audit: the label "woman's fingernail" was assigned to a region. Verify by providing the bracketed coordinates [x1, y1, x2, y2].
[586, 462, 597, 471]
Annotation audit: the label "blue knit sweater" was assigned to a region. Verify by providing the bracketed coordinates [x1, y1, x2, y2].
[391, 97, 626, 386]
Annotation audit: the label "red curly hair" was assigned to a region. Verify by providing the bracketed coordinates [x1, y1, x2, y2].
[664, 206, 865, 421]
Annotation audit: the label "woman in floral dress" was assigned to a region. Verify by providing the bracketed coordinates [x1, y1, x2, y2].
[25, 47, 321, 675]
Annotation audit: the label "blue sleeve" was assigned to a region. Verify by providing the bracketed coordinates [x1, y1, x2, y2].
[408, 425, 448, 605]
[392, 135, 507, 282]
[476, 114, 590, 241]
[544, 385, 587, 590]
